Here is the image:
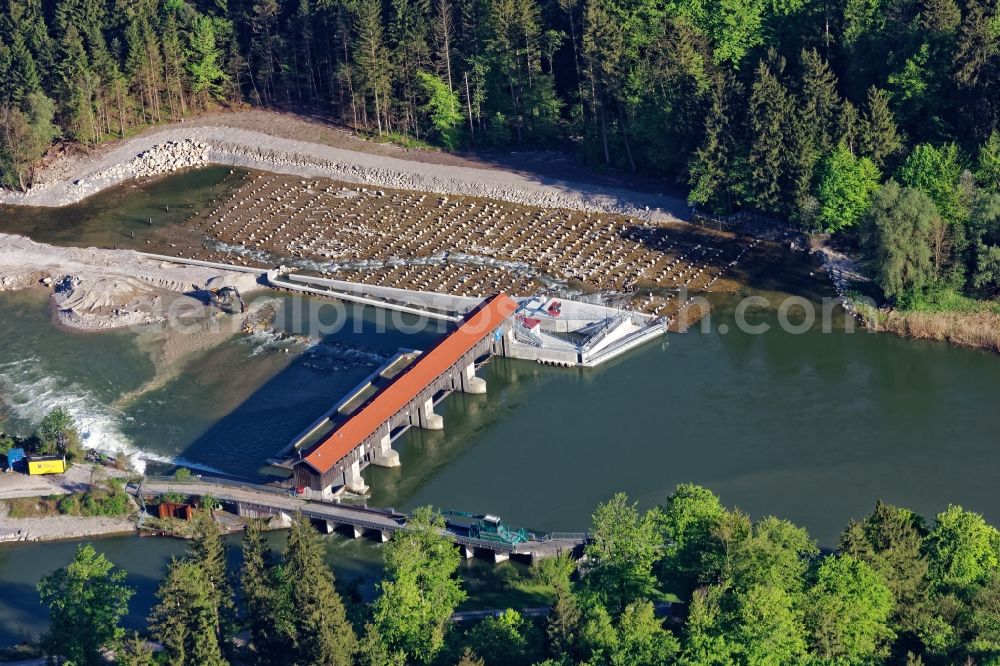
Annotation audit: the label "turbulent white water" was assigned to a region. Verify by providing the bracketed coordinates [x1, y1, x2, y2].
[0, 356, 219, 474]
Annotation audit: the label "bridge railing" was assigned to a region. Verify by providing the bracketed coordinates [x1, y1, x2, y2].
[449, 533, 518, 553]
[540, 532, 590, 542]
[302, 510, 403, 533]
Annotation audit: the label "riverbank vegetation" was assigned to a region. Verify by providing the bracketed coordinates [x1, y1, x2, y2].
[2, 0, 999, 342]
[2, 477, 132, 519]
[0, 407, 84, 463]
[30, 485, 1000, 665]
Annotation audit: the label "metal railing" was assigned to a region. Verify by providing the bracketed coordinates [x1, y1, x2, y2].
[541, 532, 590, 542]
[303, 510, 401, 533]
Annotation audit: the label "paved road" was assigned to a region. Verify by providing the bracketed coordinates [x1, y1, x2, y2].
[0, 463, 111, 500]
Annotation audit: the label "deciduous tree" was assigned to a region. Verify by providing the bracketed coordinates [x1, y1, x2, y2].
[37, 544, 134, 666]
[373, 506, 463, 663]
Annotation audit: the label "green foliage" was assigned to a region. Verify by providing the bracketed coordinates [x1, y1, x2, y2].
[584, 493, 664, 615]
[816, 144, 882, 232]
[34, 407, 81, 459]
[374, 506, 465, 663]
[899, 143, 969, 223]
[719, 514, 819, 594]
[546, 585, 583, 660]
[76, 481, 131, 517]
[747, 56, 792, 215]
[37, 545, 134, 666]
[968, 192, 1000, 295]
[679, 586, 734, 665]
[532, 553, 577, 592]
[148, 557, 227, 666]
[860, 181, 940, 301]
[240, 519, 291, 664]
[0, 434, 15, 455]
[803, 554, 895, 663]
[730, 583, 808, 664]
[463, 608, 541, 666]
[661, 483, 727, 594]
[116, 632, 155, 666]
[977, 132, 1000, 194]
[186, 16, 228, 106]
[610, 600, 679, 665]
[285, 513, 358, 665]
[416, 71, 463, 150]
[0, 92, 59, 190]
[861, 87, 903, 168]
[838, 501, 945, 645]
[925, 505, 1000, 591]
[36, 484, 1000, 666]
[189, 512, 234, 635]
[173, 467, 194, 481]
[201, 494, 220, 512]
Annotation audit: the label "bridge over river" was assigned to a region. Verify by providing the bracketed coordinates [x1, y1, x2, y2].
[130, 476, 587, 563]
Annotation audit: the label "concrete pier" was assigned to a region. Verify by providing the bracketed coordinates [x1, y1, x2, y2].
[343, 459, 370, 496]
[417, 398, 444, 430]
[460, 362, 487, 394]
[371, 432, 401, 467]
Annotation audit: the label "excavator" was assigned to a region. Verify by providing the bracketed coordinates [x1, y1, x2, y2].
[208, 285, 246, 314]
[442, 510, 534, 545]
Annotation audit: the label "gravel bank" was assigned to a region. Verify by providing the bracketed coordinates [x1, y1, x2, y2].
[0, 233, 261, 330]
[0, 121, 689, 222]
[0, 515, 135, 542]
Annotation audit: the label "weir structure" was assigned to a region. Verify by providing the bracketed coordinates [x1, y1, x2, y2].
[291, 293, 519, 497]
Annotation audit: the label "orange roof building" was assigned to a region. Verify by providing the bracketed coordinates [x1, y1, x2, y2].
[295, 293, 518, 488]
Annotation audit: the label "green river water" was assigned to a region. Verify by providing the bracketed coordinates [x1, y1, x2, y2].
[1, 169, 998, 645]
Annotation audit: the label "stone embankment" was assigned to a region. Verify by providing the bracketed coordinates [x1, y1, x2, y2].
[0, 123, 689, 222]
[210, 140, 671, 220]
[93, 139, 211, 180]
[62, 139, 212, 201]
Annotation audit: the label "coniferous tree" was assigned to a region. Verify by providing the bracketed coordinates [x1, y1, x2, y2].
[240, 519, 292, 664]
[190, 511, 234, 638]
[149, 558, 228, 666]
[799, 48, 841, 155]
[747, 55, 792, 215]
[862, 86, 903, 168]
[284, 513, 358, 666]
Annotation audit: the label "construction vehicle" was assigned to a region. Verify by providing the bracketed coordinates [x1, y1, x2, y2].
[208, 285, 246, 314]
[442, 510, 534, 545]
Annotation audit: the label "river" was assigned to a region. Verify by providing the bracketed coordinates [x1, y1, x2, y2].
[1, 170, 999, 645]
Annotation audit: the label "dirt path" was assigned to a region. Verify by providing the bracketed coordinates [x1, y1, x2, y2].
[0, 110, 690, 221]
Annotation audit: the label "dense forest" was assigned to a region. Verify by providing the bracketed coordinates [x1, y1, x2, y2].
[1, 0, 1000, 308]
[32, 485, 1000, 665]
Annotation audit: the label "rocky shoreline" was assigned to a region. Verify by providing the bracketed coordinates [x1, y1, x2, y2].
[0, 516, 136, 543]
[0, 123, 689, 222]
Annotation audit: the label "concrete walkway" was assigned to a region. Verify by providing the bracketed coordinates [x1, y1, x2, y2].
[132, 477, 586, 559]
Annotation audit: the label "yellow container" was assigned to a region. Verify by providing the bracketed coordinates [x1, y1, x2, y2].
[27, 457, 66, 475]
